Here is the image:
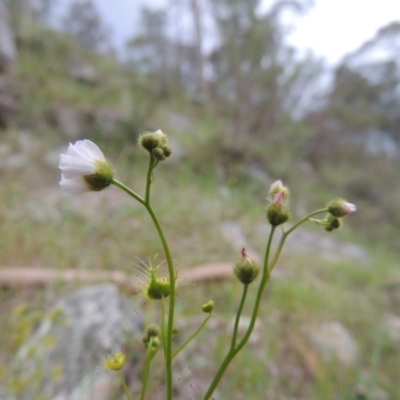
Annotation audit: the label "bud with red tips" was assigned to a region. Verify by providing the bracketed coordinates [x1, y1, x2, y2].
[234, 248, 260, 285]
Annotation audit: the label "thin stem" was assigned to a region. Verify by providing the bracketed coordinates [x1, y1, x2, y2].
[145, 156, 155, 204]
[203, 227, 276, 400]
[111, 179, 145, 205]
[285, 208, 328, 235]
[113, 160, 176, 400]
[118, 370, 133, 400]
[142, 158, 175, 400]
[140, 337, 154, 400]
[269, 208, 328, 272]
[143, 203, 175, 400]
[172, 314, 212, 360]
[230, 285, 249, 351]
[161, 297, 167, 361]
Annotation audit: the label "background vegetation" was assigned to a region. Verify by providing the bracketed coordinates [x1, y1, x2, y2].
[0, 0, 399, 399]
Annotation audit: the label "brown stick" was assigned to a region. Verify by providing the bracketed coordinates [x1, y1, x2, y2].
[0, 263, 235, 293]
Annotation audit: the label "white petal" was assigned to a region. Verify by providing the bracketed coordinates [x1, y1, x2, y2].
[59, 154, 97, 178]
[59, 175, 89, 194]
[73, 140, 105, 161]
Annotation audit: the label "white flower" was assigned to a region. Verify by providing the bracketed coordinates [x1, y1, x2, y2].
[59, 139, 114, 194]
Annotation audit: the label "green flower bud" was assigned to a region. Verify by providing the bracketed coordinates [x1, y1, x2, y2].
[327, 198, 357, 217]
[325, 215, 342, 232]
[138, 129, 172, 161]
[266, 202, 290, 226]
[172, 326, 179, 335]
[145, 323, 160, 339]
[152, 147, 166, 161]
[201, 300, 215, 313]
[146, 276, 171, 300]
[234, 248, 260, 285]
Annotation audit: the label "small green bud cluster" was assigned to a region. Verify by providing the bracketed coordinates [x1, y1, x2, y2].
[324, 215, 342, 232]
[142, 324, 162, 354]
[266, 180, 290, 226]
[311, 198, 356, 232]
[234, 248, 260, 285]
[138, 129, 172, 161]
[201, 300, 215, 313]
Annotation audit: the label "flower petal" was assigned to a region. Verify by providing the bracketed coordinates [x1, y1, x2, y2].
[59, 175, 89, 194]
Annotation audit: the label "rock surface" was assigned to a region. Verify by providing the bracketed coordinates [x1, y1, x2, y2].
[11, 284, 143, 400]
[306, 321, 358, 367]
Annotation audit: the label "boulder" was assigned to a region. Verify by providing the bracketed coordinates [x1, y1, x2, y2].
[10, 284, 143, 400]
[306, 321, 358, 367]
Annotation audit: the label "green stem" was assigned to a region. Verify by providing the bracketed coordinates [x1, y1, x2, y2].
[172, 314, 212, 360]
[143, 203, 175, 400]
[112, 160, 176, 400]
[142, 159, 175, 400]
[230, 285, 249, 351]
[269, 208, 328, 272]
[111, 179, 145, 205]
[140, 337, 154, 400]
[145, 156, 155, 204]
[161, 297, 167, 361]
[118, 370, 133, 400]
[203, 227, 276, 400]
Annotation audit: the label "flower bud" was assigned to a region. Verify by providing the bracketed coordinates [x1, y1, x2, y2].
[172, 326, 179, 335]
[266, 202, 290, 226]
[146, 276, 171, 300]
[266, 180, 290, 226]
[145, 323, 160, 339]
[201, 300, 215, 314]
[325, 215, 342, 232]
[138, 129, 172, 160]
[143, 323, 161, 350]
[268, 180, 290, 200]
[104, 352, 126, 371]
[327, 198, 357, 217]
[234, 248, 260, 285]
[149, 336, 161, 354]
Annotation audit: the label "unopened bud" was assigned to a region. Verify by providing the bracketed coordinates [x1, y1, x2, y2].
[266, 202, 290, 226]
[201, 300, 215, 313]
[146, 276, 171, 300]
[327, 198, 356, 217]
[234, 248, 260, 285]
[268, 180, 290, 200]
[138, 129, 172, 161]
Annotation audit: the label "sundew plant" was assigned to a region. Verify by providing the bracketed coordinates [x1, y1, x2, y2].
[58, 131, 356, 400]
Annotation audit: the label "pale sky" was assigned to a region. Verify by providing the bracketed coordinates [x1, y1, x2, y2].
[91, 0, 400, 65]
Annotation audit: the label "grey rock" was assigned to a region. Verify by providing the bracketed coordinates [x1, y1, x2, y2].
[0, 2, 17, 73]
[306, 321, 358, 367]
[12, 284, 143, 400]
